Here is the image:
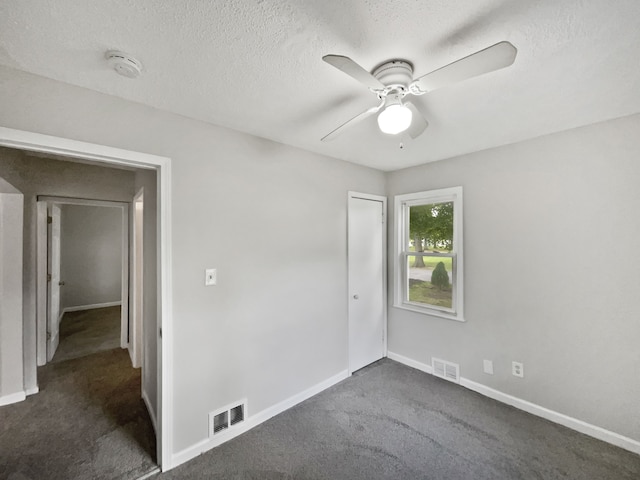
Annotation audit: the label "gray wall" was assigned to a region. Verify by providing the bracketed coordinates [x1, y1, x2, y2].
[60, 204, 123, 311]
[0, 178, 23, 402]
[0, 146, 135, 393]
[386, 113, 640, 442]
[0, 66, 386, 454]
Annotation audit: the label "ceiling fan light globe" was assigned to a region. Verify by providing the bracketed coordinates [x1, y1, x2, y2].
[377, 104, 413, 135]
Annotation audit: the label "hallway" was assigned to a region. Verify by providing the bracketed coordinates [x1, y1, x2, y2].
[0, 308, 156, 479]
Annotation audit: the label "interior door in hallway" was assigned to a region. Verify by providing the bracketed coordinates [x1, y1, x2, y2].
[47, 203, 61, 361]
[348, 193, 386, 373]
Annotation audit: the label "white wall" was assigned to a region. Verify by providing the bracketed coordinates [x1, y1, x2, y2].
[60, 204, 123, 311]
[0, 66, 386, 455]
[0, 146, 135, 393]
[0, 177, 24, 403]
[386, 113, 640, 443]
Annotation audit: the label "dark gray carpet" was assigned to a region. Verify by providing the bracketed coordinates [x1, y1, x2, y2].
[52, 306, 122, 363]
[0, 348, 157, 480]
[158, 359, 640, 480]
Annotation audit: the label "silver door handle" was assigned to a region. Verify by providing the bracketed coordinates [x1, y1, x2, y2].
[353, 294, 359, 300]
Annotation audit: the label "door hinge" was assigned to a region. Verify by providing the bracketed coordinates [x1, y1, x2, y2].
[47, 273, 52, 282]
[46, 332, 51, 340]
[47, 215, 52, 224]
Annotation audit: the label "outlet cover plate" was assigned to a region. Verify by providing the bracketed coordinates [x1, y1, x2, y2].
[483, 359, 494, 375]
[512, 361, 524, 378]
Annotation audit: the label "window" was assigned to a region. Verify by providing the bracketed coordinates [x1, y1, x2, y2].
[394, 187, 464, 321]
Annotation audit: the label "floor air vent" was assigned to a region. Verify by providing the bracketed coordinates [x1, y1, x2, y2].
[209, 401, 247, 437]
[432, 358, 460, 384]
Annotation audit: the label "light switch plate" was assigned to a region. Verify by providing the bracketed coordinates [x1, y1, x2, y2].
[483, 359, 494, 375]
[205, 268, 217, 286]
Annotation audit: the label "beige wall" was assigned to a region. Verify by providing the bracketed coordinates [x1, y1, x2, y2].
[386, 113, 640, 442]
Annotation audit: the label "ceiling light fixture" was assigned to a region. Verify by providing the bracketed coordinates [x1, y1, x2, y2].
[377, 96, 413, 135]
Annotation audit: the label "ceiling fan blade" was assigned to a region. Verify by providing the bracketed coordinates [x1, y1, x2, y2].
[405, 102, 429, 139]
[323, 55, 385, 91]
[410, 41, 517, 94]
[321, 101, 385, 142]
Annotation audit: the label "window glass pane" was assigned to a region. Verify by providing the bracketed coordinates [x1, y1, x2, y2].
[408, 202, 453, 252]
[408, 255, 453, 309]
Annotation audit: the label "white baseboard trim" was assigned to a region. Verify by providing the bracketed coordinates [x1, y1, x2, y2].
[387, 350, 640, 456]
[459, 377, 640, 456]
[387, 351, 433, 374]
[25, 386, 39, 396]
[171, 369, 349, 469]
[0, 391, 26, 406]
[142, 388, 158, 436]
[62, 301, 122, 315]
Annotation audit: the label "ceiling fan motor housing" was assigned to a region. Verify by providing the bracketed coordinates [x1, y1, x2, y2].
[373, 60, 413, 89]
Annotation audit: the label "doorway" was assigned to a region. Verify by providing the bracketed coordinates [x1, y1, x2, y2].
[0, 126, 173, 469]
[37, 197, 130, 364]
[347, 192, 387, 374]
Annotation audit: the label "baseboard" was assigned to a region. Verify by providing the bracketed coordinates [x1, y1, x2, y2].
[387, 351, 433, 374]
[171, 369, 349, 469]
[387, 351, 640, 456]
[25, 386, 39, 396]
[0, 391, 26, 406]
[459, 377, 640, 456]
[142, 388, 158, 436]
[62, 301, 122, 315]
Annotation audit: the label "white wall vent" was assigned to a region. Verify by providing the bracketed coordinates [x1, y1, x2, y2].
[209, 400, 247, 437]
[432, 358, 460, 384]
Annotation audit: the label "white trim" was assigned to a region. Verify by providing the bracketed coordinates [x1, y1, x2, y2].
[61, 301, 122, 314]
[130, 187, 144, 368]
[37, 196, 130, 351]
[25, 386, 39, 396]
[0, 391, 26, 406]
[387, 351, 433, 374]
[388, 351, 640, 456]
[36, 201, 47, 366]
[171, 369, 349, 469]
[347, 191, 388, 374]
[0, 126, 172, 471]
[136, 468, 161, 480]
[459, 377, 640, 456]
[393, 186, 464, 322]
[142, 388, 158, 435]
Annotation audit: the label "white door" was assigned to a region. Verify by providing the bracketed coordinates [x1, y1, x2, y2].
[348, 194, 386, 373]
[131, 193, 144, 368]
[47, 203, 62, 361]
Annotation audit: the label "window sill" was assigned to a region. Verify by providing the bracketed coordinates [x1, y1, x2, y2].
[392, 303, 466, 323]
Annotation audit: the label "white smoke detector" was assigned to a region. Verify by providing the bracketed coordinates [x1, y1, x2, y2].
[105, 50, 142, 78]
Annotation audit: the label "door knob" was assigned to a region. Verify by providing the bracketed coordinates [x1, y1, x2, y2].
[353, 294, 359, 300]
[58, 281, 65, 286]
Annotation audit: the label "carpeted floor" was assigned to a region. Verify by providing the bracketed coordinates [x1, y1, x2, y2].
[0, 348, 157, 480]
[157, 359, 640, 480]
[52, 306, 122, 363]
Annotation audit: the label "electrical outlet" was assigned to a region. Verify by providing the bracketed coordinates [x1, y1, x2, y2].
[483, 359, 494, 375]
[512, 361, 524, 378]
[205, 268, 217, 286]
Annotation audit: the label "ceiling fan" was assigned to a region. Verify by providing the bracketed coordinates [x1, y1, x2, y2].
[321, 41, 517, 142]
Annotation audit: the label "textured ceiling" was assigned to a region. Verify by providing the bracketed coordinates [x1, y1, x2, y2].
[1, 0, 639, 171]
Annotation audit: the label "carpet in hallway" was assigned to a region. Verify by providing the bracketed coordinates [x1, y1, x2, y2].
[0, 348, 156, 480]
[52, 306, 121, 363]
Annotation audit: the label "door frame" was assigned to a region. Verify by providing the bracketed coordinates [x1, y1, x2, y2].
[131, 187, 144, 369]
[36, 196, 131, 362]
[347, 191, 388, 375]
[0, 126, 173, 470]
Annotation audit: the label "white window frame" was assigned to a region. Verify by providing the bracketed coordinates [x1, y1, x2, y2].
[393, 186, 464, 322]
